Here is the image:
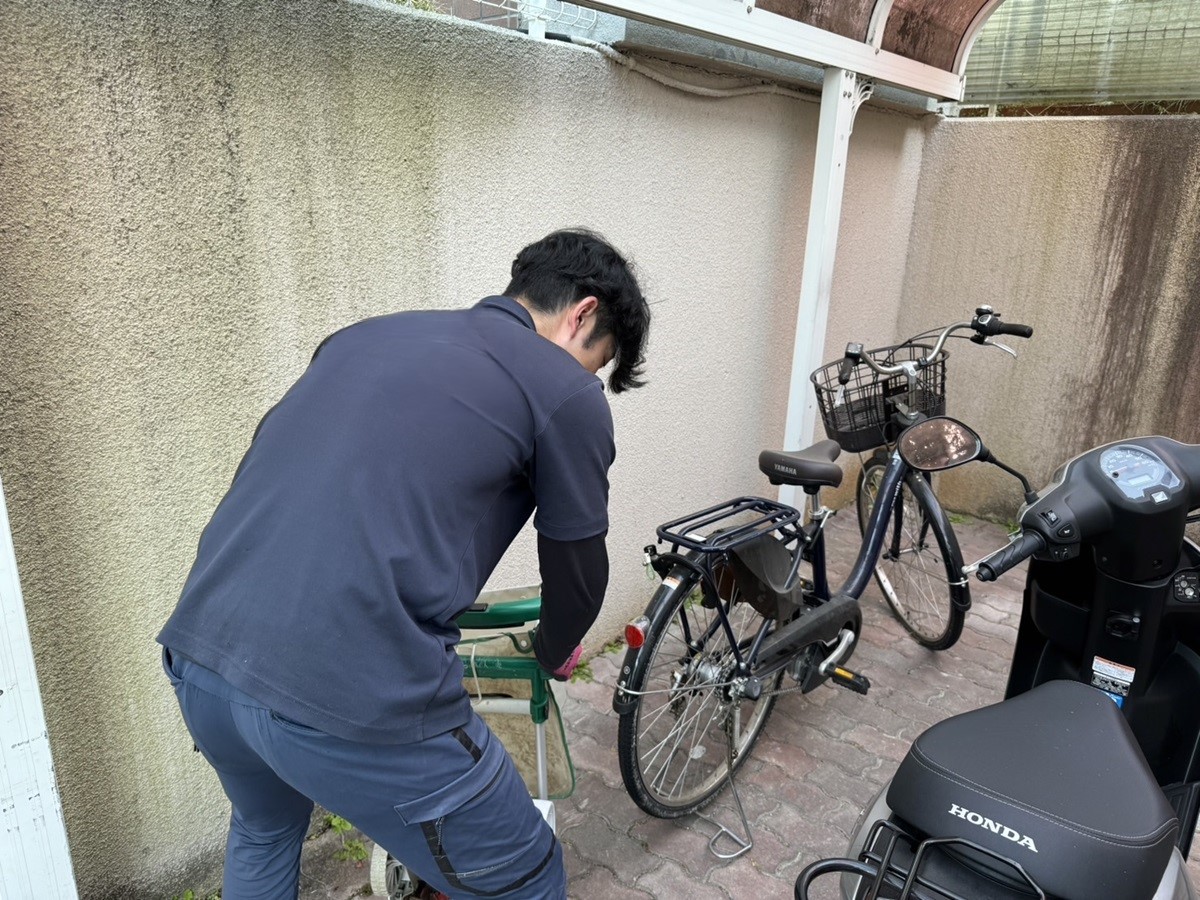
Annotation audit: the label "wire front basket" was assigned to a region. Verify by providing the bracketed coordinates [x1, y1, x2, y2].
[810, 344, 947, 453]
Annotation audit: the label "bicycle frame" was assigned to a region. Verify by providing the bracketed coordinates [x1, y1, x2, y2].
[842, 452, 908, 597]
[623, 451, 909, 698]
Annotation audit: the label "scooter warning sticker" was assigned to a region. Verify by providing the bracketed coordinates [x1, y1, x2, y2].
[1091, 655, 1135, 698]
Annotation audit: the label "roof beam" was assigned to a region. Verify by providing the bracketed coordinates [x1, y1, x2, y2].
[573, 0, 965, 100]
[867, 0, 895, 51]
[954, 0, 1008, 74]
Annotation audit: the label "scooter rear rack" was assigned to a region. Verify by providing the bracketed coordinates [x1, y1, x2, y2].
[794, 819, 1045, 900]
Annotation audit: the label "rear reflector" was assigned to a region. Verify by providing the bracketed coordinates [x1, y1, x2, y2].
[625, 616, 649, 649]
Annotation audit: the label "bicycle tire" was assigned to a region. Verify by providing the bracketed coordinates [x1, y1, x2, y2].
[617, 560, 782, 818]
[369, 846, 419, 899]
[856, 456, 967, 650]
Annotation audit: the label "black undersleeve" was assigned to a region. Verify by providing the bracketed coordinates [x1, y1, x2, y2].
[533, 532, 608, 671]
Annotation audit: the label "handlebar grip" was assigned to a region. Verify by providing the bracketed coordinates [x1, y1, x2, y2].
[838, 342, 863, 385]
[976, 531, 1046, 582]
[997, 322, 1034, 339]
[837, 356, 856, 385]
[973, 313, 1033, 340]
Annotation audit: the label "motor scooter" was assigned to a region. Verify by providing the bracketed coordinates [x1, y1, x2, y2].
[796, 417, 1200, 900]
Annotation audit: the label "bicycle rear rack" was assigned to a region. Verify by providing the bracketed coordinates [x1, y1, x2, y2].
[656, 496, 801, 553]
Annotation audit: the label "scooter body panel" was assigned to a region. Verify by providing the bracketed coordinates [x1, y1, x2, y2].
[1007, 538, 1200, 847]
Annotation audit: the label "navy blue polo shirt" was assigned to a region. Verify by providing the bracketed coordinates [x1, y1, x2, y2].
[157, 297, 614, 743]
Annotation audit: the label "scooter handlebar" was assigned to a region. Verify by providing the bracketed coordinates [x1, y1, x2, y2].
[976, 531, 1046, 582]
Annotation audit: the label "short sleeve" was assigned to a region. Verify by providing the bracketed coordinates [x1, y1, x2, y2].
[531, 383, 615, 542]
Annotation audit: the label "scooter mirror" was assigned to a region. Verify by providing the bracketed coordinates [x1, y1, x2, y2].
[898, 417, 985, 472]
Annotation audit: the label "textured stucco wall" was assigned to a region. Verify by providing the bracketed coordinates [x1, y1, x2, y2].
[899, 117, 1200, 519]
[0, 1, 925, 895]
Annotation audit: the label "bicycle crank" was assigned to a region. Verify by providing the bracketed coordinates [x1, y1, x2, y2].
[755, 593, 862, 673]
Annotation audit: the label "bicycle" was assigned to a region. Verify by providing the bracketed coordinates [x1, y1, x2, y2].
[612, 307, 1032, 822]
[811, 305, 1033, 649]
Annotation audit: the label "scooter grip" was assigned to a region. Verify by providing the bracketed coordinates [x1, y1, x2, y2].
[976, 531, 1045, 582]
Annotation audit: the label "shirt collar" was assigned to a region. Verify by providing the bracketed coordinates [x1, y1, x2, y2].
[476, 296, 536, 331]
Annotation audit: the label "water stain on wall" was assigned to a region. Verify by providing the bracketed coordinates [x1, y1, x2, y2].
[1069, 120, 1200, 448]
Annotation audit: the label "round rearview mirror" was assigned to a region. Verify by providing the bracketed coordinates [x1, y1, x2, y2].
[898, 417, 985, 472]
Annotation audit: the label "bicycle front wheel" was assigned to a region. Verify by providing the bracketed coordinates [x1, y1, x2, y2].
[856, 456, 967, 650]
[617, 561, 781, 818]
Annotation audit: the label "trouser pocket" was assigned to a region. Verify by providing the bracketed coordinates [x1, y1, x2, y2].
[162, 646, 184, 688]
[394, 724, 559, 897]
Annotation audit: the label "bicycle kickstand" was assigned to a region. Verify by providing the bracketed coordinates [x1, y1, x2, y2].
[695, 728, 754, 861]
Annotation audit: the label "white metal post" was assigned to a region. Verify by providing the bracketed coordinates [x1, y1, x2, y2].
[523, 0, 548, 39]
[780, 68, 872, 509]
[0, 475, 79, 900]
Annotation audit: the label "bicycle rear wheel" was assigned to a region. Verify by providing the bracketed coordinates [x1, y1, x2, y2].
[617, 560, 781, 818]
[856, 456, 967, 650]
[369, 846, 420, 899]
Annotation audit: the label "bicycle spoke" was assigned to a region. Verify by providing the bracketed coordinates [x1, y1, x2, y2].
[647, 679, 725, 798]
[664, 695, 727, 798]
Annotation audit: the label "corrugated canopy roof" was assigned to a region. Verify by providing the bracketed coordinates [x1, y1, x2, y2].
[755, 0, 994, 72]
[450, 0, 1200, 111]
[570, 0, 1013, 100]
[961, 0, 1200, 108]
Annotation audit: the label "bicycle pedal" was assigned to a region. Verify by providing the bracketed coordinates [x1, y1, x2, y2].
[828, 666, 870, 695]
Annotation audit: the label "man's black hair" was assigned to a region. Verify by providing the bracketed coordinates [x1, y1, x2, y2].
[505, 229, 650, 394]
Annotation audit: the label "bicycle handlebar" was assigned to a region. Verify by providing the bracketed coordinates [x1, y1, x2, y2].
[837, 344, 862, 385]
[975, 531, 1046, 582]
[843, 307, 1034, 378]
[974, 309, 1034, 339]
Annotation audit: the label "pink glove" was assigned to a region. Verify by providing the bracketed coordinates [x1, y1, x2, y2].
[552, 645, 584, 682]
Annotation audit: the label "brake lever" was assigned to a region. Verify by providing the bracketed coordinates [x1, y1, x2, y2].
[982, 338, 1017, 358]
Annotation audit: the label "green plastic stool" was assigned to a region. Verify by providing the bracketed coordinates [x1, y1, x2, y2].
[369, 588, 575, 900]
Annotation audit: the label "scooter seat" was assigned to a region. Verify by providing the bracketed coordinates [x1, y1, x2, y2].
[886, 680, 1178, 900]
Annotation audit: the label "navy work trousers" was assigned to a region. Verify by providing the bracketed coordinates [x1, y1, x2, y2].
[163, 649, 565, 900]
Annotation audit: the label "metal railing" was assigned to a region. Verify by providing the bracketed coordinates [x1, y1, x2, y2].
[450, 0, 598, 30]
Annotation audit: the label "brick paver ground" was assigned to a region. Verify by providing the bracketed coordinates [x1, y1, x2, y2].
[298, 512, 1198, 898]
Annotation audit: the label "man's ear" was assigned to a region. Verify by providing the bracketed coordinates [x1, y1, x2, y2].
[571, 296, 600, 338]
